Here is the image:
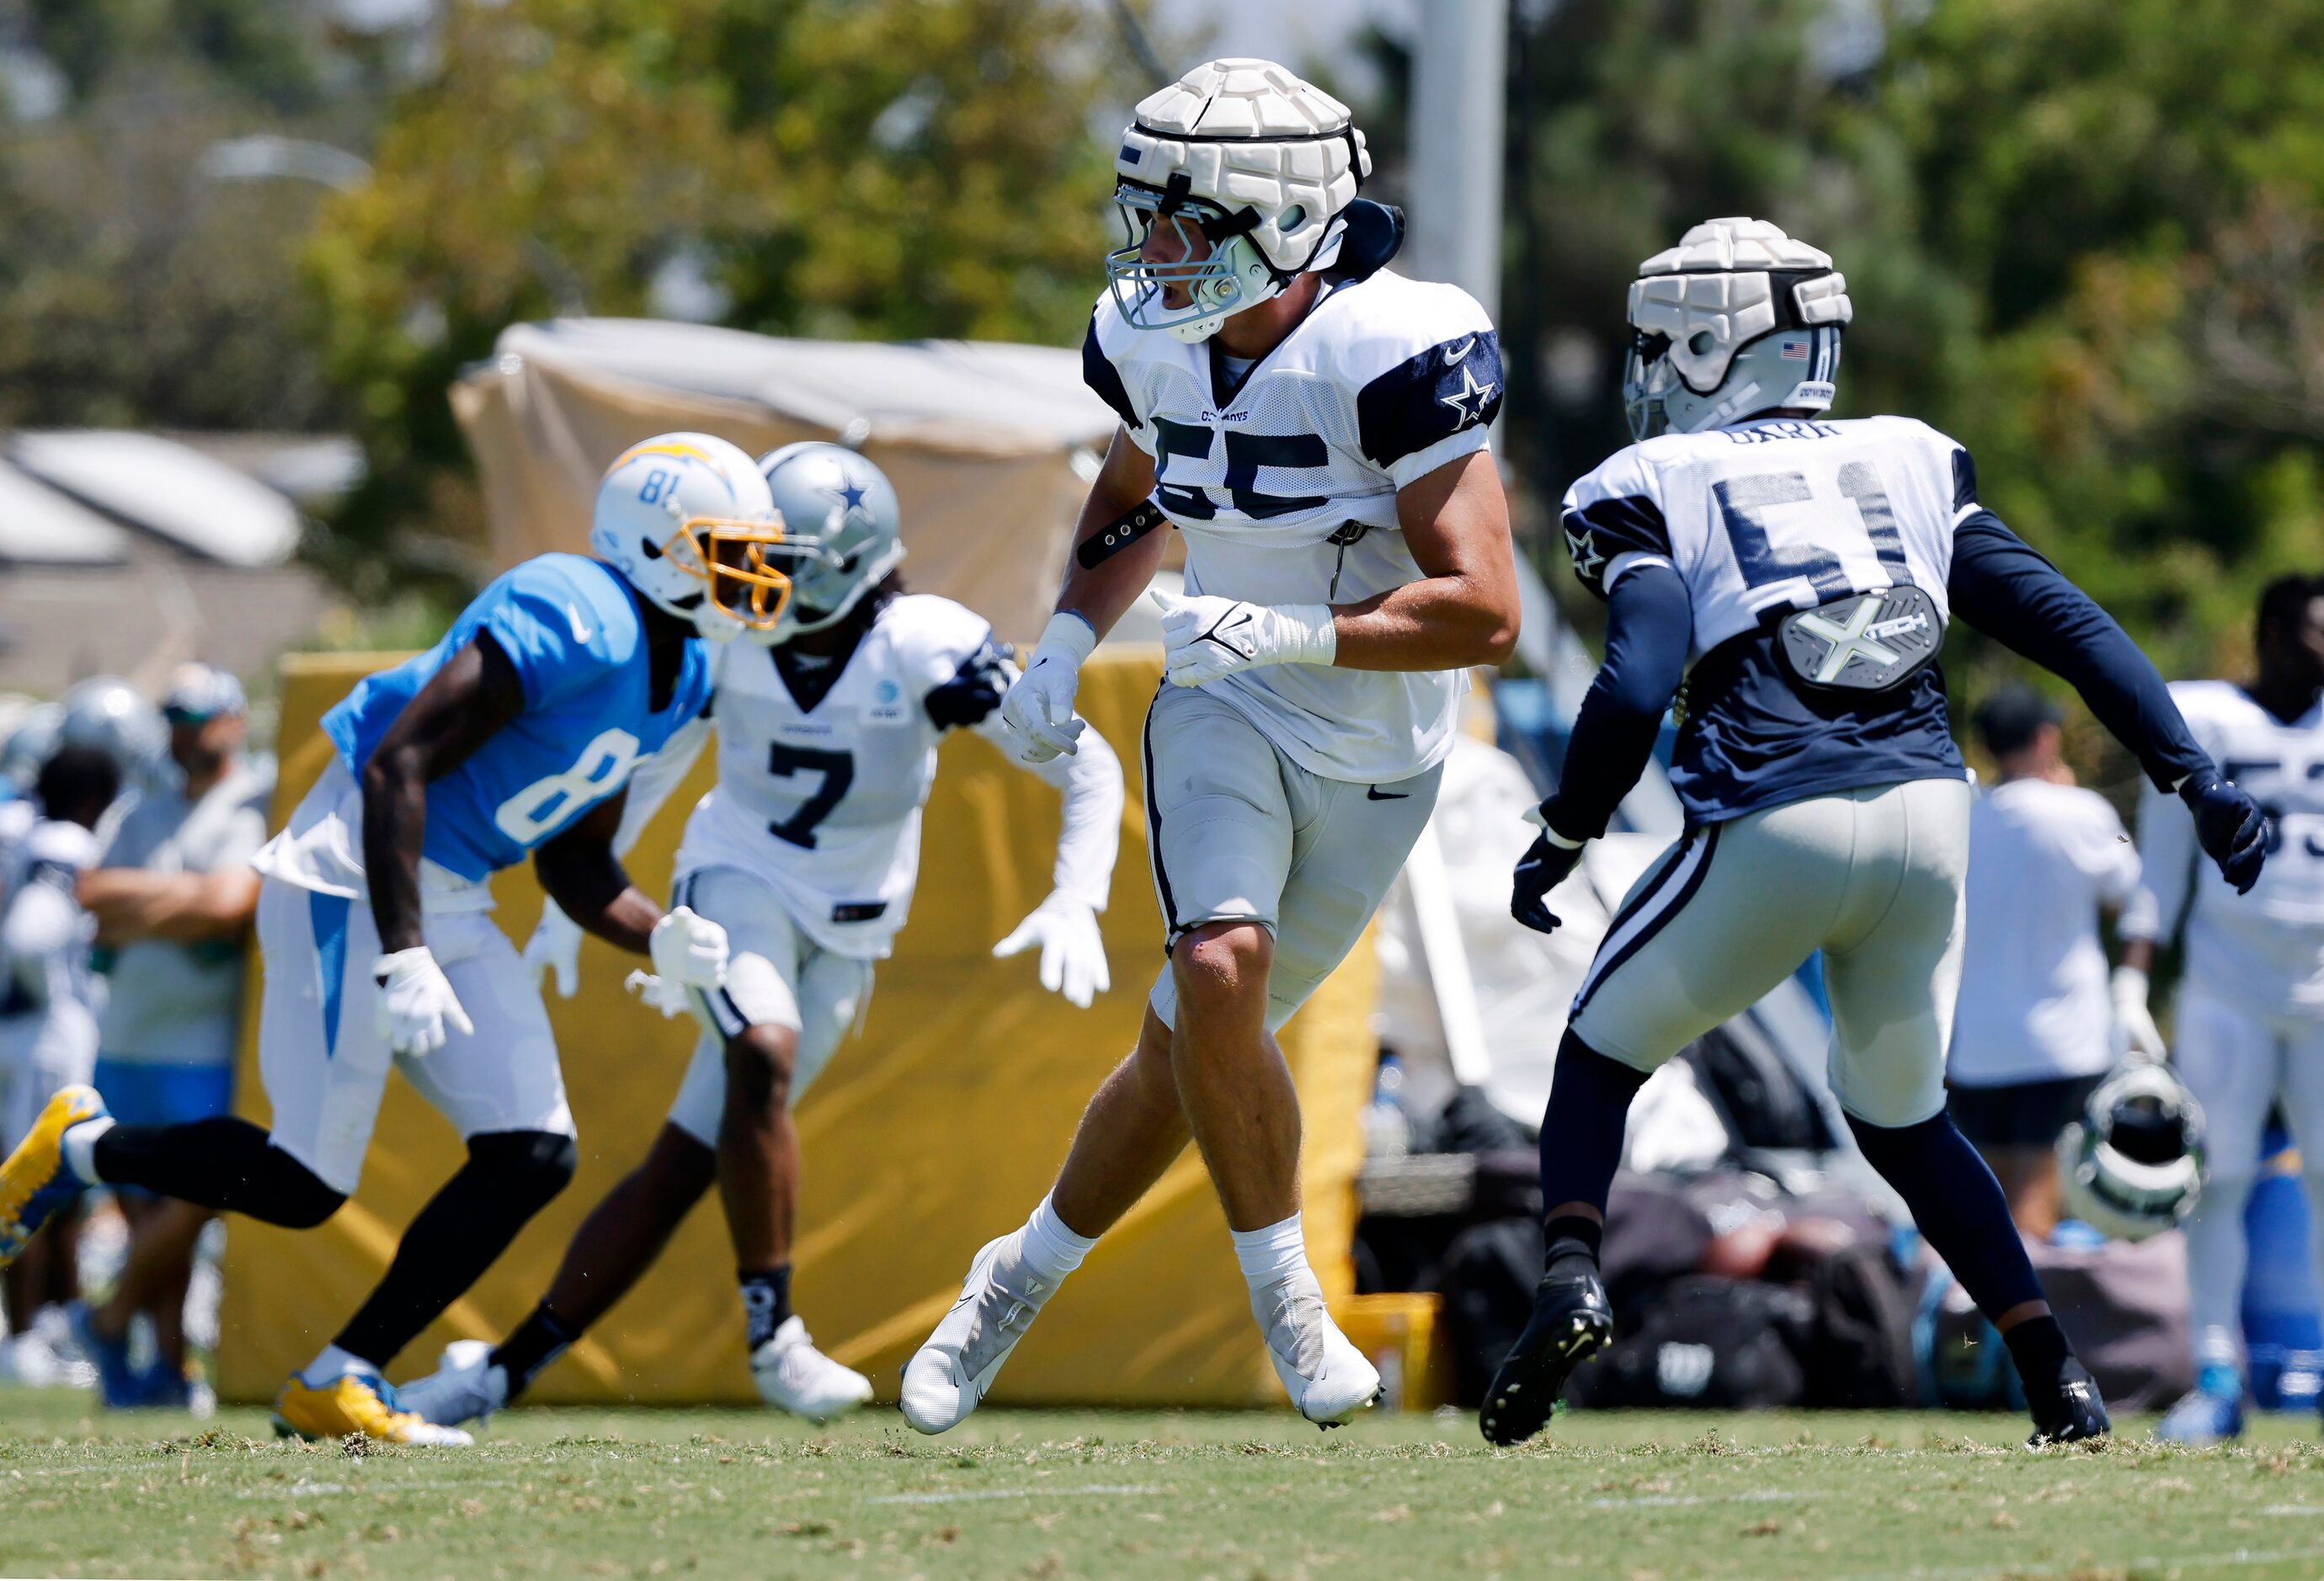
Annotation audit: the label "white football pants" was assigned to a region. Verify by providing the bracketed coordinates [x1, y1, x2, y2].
[2172, 989, 2324, 1373]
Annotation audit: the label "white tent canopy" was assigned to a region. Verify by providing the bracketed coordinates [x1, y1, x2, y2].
[453, 318, 1124, 642]
[0, 458, 132, 565]
[9, 430, 303, 567]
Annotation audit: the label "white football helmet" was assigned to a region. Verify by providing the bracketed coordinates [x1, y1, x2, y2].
[750, 443, 905, 645]
[1107, 57, 1370, 343]
[2057, 1064, 2206, 1242]
[59, 676, 167, 791]
[1620, 217, 1853, 440]
[589, 433, 778, 643]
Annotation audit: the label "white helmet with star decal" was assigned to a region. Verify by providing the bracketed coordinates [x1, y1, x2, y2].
[1620, 217, 1853, 440]
[749, 442, 905, 645]
[1106, 57, 1371, 344]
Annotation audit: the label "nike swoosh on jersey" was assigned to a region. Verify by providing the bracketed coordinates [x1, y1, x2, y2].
[1367, 785, 1410, 801]
[1444, 337, 1477, 364]
[567, 606, 593, 643]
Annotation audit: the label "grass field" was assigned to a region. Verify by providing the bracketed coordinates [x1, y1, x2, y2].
[4, 1387, 2324, 1578]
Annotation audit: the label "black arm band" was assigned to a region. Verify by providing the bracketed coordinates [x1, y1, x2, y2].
[1075, 500, 1170, 570]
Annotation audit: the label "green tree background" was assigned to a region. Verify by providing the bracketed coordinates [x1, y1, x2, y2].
[4, 0, 2322, 759]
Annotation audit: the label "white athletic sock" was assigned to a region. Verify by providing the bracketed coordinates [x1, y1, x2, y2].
[301, 1344, 374, 1389]
[1018, 1195, 1096, 1287]
[60, 1117, 112, 1185]
[1230, 1212, 1309, 1294]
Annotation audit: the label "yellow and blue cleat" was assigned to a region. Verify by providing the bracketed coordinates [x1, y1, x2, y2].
[272, 1371, 474, 1446]
[0, 1085, 104, 1267]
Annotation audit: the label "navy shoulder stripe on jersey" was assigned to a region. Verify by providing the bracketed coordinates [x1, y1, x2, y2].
[1081, 311, 1141, 432]
[1952, 447, 1977, 514]
[1354, 329, 1504, 471]
[924, 638, 1010, 731]
[1561, 493, 1672, 599]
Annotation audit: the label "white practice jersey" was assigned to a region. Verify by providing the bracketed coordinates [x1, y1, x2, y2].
[661, 594, 1122, 959]
[2123, 680, 2324, 1016]
[1084, 268, 1501, 784]
[1561, 414, 1976, 822]
[0, 814, 102, 1020]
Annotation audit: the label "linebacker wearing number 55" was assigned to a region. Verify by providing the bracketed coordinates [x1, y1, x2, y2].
[0, 432, 764, 1445]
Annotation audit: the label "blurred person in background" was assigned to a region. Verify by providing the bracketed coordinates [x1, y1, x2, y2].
[1946, 686, 2143, 1235]
[69, 664, 270, 1409]
[2119, 574, 2324, 1445]
[0, 747, 119, 1385]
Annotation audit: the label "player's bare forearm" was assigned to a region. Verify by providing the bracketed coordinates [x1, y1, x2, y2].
[532, 792, 660, 955]
[79, 868, 260, 945]
[2119, 936, 2158, 974]
[1053, 428, 1165, 641]
[1331, 450, 1519, 671]
[361, 632, 527, 953]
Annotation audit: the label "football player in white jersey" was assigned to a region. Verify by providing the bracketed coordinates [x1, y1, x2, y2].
[897, 58, 1520, 1434]
[1479, 218, 2268, 1449]
[396, 444, 1123, 1429]
[0, 748, 116, 1380]
[2119, 576, 2324, 1443]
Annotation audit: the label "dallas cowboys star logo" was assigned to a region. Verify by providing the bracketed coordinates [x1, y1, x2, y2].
[825, 473, 872, 522]
[1564, 523, 1606, 583]
[1438, 365, 1496, 426]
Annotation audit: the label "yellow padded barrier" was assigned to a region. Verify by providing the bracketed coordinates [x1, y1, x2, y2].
[216, 649, 1375, 1407]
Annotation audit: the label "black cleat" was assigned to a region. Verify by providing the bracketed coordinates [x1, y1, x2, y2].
[2027, 1359, 2111, 1447]
[1479, 1265, 1614, 1446]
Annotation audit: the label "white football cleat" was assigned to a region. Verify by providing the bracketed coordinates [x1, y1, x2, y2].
[899, 1234, 1053, 1435]
[396, 1339, 508, 1430]
[752, 1315, 872, 1424]
[1255, 1273, 1381, 1427]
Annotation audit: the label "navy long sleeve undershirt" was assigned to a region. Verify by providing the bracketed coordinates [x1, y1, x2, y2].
[1541, 560, 1692, 844]
[1946, 511, 2211, 793]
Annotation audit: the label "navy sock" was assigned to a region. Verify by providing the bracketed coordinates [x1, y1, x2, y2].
[1846, 1112, 2060, 1376]
[491, 1302, 579, 1399]
[1535, 1031, 1650, 1256]
[739, 1265, 792, 1350]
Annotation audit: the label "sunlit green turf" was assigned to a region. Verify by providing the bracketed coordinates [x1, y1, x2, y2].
[3, 1385, 2321, 1578]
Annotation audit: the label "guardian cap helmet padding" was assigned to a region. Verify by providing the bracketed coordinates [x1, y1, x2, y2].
[750, 442, 906, 645]
[589, 432, 779, 643]
[1621, 217, 1853, 440]
[1107, 57, 1371, 344]
[2057, 1064, 2207, 1242]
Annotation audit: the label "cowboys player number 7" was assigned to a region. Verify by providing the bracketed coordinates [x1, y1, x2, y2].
[898, 58, 1521, 1433]
[1484, 219, 2268, 1449]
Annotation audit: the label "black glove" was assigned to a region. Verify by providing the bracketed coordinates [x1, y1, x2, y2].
[1511, 823, 1586, 935]
[2183, 770, 2267, 895]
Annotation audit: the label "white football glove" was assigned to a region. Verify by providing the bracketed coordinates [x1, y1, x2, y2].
[373, 946, 473, 1057]
[1150, 588, 1335, 689]
[1000, 613, 1097, 764]
[524, 897, 585, 1000]
[2110, 964, 2167, 1064]
[650, 905, 729, 990]
[991, 892, 1110, 1009]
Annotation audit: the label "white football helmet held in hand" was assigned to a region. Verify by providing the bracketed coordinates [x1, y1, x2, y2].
[1107, 58, 1371, 343]
[589, 432, 778, 643]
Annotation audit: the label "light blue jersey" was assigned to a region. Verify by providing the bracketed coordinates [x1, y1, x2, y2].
[322, 555, 712, 881]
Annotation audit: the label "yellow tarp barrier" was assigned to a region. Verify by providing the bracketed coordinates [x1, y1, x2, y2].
[216, 650, 1376, 1407]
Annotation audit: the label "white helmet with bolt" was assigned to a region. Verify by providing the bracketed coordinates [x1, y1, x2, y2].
[751, 443, 905, 646]
[1621, 217, 1853, 441]
[589, 433, 778, 643]
[1107, 57, 1370, 343]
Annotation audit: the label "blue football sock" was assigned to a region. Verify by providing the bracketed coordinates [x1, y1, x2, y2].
[1847, 1110, 2055, 1369]
[1536, 1031, 1650, 1265]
